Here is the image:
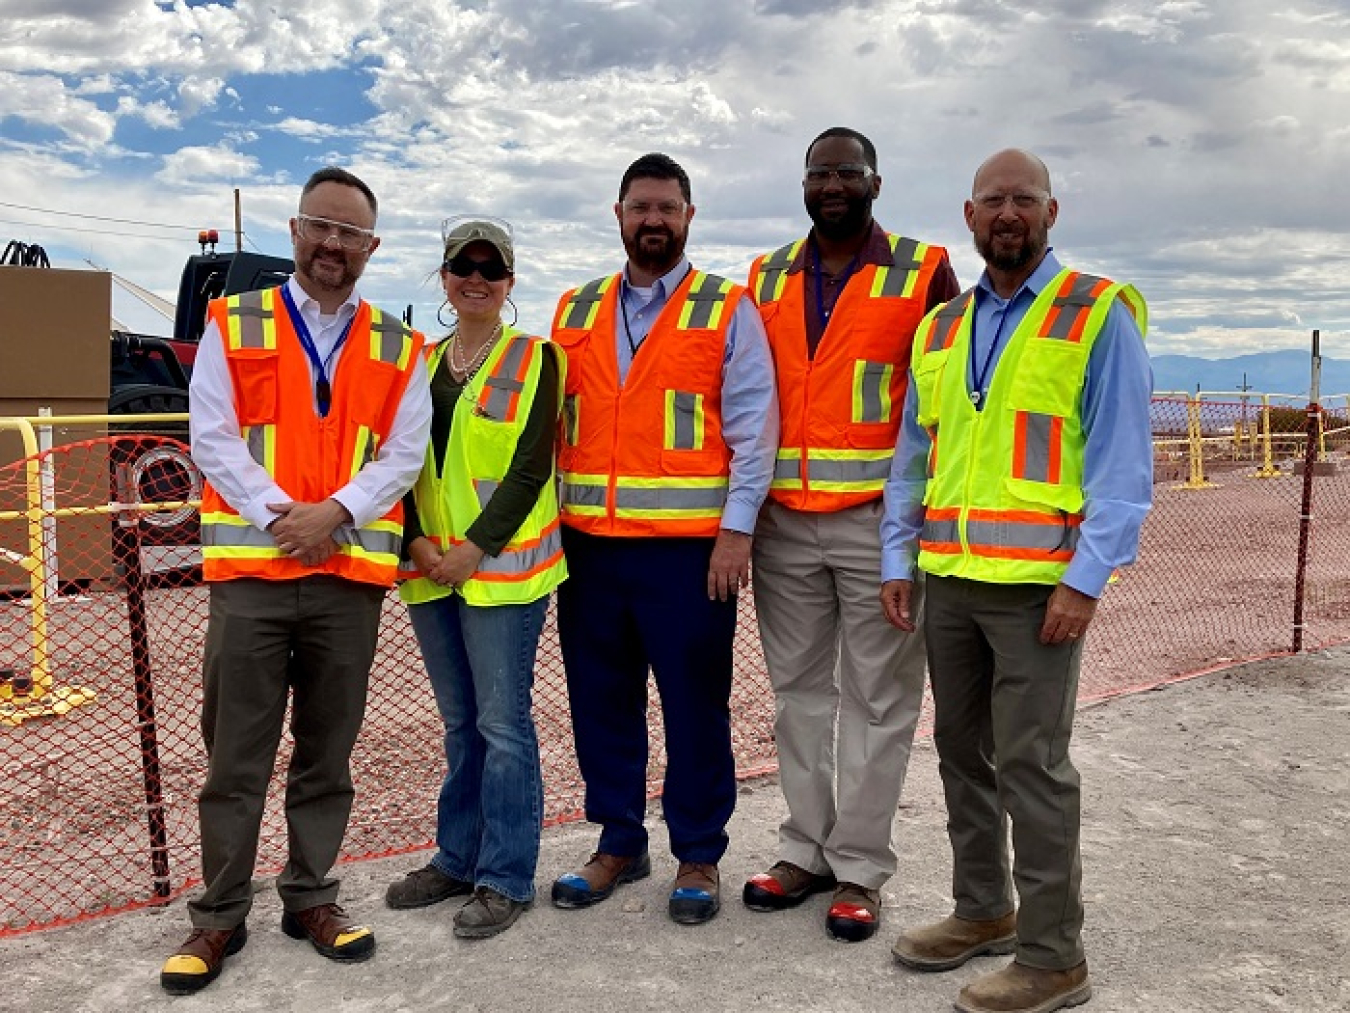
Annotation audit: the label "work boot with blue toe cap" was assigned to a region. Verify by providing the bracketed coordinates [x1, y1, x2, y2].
[669, 861, 720, 925]
[552, 851, 651, 908]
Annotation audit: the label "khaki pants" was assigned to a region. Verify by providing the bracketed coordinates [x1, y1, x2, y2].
[752, 499, 927, 889]
[188, 575, 385, 929]
[924, 574, 1085, 970]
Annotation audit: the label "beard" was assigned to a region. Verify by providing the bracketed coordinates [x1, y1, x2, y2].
[622, 223, 687, 276]
[974, 221, 1049, 273]
[806, 190, 874, 242]
[296, 245, 362, 293]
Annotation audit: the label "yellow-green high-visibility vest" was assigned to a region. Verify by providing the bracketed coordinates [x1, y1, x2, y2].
[912, 268, 1147, 585]
[399, 327, 568, 606]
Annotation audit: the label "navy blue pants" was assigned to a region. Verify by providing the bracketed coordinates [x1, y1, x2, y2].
[557, 528, 738, 864]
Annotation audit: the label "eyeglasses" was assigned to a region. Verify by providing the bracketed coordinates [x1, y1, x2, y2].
[803, 164, 874, 186]
[972, 191, 1048, 211]
[620, 200, 687, 219]
[295, 214, 376, 251]
[444, 252, 511, 282]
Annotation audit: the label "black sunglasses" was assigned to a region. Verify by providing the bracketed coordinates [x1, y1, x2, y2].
[443, 253, 511, 283]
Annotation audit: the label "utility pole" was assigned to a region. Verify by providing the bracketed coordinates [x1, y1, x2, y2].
[234, 188, 243, 252]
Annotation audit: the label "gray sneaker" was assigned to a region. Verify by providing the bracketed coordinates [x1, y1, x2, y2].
[453, 887, 530, 939]
[385, 865, 472, 910]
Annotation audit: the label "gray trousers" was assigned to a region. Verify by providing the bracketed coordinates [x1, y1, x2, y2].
[752, 499, 927, 889]
[924, 574, 1085, 970]
[188, 576, 385, 929]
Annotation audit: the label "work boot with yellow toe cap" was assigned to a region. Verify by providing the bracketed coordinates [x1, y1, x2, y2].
[160, 924, 247, 995]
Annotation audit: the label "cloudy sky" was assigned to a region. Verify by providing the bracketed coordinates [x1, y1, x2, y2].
[0, 0, 1345, 361]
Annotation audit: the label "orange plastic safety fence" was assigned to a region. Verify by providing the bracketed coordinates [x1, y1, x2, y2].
[2, 400, 1347, 934]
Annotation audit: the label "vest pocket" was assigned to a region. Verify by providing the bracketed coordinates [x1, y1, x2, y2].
[1006, 339, 1087, 418]
[229, 347, 279, 425]
[913, 348, 950, 427]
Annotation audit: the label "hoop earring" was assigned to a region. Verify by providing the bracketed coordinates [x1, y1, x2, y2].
[506, 295, 519, 328]
[436, 299, 456, 330]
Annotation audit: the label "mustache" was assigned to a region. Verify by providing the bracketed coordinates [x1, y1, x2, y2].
[635, 225, 673, 242]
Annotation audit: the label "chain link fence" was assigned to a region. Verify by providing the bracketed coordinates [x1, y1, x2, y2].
[2, 400, 1347, 934]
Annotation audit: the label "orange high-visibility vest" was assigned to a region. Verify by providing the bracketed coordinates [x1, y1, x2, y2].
[199, 287, 424, 587]
[748, 233, 949, 512]
[551, 269, 741, 537]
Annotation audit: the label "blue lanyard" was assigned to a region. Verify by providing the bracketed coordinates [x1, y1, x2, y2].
[811, 240, 860, 332]
[621, 264, 692, 357]
[968, 300, 1011, 409]
[280, 286, 354, 417]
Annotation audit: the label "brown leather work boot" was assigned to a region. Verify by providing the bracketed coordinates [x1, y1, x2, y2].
[955, 960, 1092, 1013]
[551, 851, 651, 908]
[892, 911, 1017, 971]
[669, 861, 720, 925]
[743, 860, 837, 911]
[281, 902, 375, 962]
[160, 924, 248, 994]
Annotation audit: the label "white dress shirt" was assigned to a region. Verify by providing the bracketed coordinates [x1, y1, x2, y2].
[189, 276, 432, 533]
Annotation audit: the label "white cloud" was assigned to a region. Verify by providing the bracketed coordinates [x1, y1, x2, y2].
[2, 1, 1349, 358]
[156, 143, 262, 186]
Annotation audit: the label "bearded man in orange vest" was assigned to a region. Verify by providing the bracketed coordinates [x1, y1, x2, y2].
[161, 167, 431, 994]
[549, 153, 779, 926]
[741, 127, 959, 942]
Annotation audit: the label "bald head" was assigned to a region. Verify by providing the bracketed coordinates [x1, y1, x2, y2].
[972, 148, 1051, 198]
[965, 148, 1058, 294]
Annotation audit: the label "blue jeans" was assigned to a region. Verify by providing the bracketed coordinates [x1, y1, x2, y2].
[408, 595, 548, 903]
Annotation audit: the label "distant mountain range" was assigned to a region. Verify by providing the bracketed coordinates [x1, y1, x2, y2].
[1151, 351, 1350, 400]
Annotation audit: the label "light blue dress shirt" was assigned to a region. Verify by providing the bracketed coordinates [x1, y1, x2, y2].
[880, 250, 1153, 597]
[615, 256, 779, 534]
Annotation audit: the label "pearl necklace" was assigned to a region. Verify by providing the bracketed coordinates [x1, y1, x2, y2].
[448, 322, 502, 382]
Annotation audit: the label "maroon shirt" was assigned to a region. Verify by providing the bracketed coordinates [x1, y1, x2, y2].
[789, 220, 960, 358]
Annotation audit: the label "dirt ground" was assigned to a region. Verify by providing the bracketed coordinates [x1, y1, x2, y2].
[3, 648, 1348, 1013]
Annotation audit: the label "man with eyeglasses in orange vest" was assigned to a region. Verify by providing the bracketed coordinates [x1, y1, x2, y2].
[883, 149, 1152, 1013]
[742, 126, 959, 943]
[162, 167, 431, 994]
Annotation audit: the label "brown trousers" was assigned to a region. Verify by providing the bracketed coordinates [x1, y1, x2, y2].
[188, 575, 385, 929]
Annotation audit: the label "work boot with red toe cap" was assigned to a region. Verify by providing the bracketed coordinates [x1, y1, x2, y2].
[743, 860, 836, 911]
[825, 882, 881, 942]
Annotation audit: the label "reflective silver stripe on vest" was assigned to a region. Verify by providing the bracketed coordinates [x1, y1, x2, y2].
[671, 392, 700, 449]
[614, 485, 727, 511]
[927, 291, 973, 353]
[774, 456, 802, 481]
[476, 479, 500, 510]
[874, 237, 923, 297]
[858, 362, 889, 423]
[682, 274, 730, 330]
[477, 525, 563, 576]
[202, 521, 401, 557]
[369, 315, 412, 364]
[246, 426, 267, 466]
[561, 481, 607, 509]
[1043, 273, 1105, 340]
[806, 456, 892, 484]
[921, 518, 959, 545]
[1021, 412, 1056, 483]
[228, 296, 271, 349]
[560, 278, 608, 329]
[965, 518, 1078, 553]
[755, 242, 797, 303]
[921, 517, 1078, 553]
[480, 336, 530, 419]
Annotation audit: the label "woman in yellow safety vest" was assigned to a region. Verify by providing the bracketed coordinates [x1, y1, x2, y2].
[384, 217, 566, 939]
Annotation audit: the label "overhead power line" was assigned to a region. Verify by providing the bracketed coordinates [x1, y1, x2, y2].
[0, 199, 207, 233]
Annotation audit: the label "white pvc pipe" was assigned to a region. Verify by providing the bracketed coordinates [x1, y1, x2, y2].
[37, 407, 59, 605]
